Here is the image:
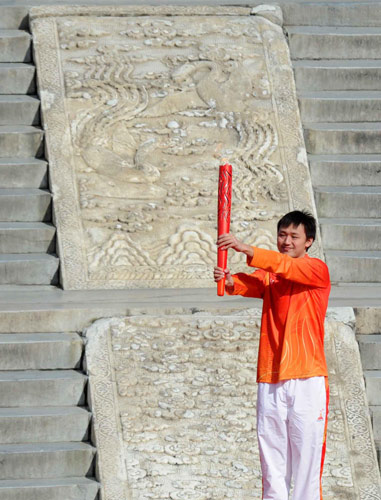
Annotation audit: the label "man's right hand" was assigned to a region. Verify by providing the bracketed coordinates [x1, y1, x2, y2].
[214, 266, 234, 288]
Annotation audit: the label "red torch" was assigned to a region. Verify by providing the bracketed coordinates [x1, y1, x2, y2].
[217, 162, 232, 296]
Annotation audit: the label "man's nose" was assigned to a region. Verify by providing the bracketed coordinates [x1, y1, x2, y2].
[285, 235, 292, 244]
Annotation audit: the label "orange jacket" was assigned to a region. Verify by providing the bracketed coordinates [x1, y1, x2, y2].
[227, 247, 330, 383]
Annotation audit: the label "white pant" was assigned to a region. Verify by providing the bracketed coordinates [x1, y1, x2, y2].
[257, 377, 329, 500]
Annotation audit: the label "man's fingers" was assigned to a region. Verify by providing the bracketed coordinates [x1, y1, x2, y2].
[214, 266, 229, 282]
[217, 233, 233, 242]
[217, 233, 239, 251]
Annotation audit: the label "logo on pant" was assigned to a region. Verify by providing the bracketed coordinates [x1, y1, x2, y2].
[317, 409, 324, 422]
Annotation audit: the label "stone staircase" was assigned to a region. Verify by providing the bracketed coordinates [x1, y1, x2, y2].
[0, 8, 58, 286]
[0, 7, 99, 499]
[0, 322, 99, 499]
[283, 2, 381, 469]
[286, 20, 381, 284]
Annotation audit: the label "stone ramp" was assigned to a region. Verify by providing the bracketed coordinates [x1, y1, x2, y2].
[0, 288, 379, 498]
[1, 0, 380, 286]
[22, 0, 381, 287]
[30, 4, 320, 290]
[85, 309, 381, 499]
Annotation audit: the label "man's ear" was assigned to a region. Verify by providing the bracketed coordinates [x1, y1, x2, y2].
[305, 238, 314, 250]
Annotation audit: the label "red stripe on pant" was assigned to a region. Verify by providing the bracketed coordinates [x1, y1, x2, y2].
[320, 378, 330, 500]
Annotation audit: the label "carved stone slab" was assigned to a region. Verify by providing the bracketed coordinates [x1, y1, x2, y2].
[31, 6, 321, 289]
[85, 310, 381, 500]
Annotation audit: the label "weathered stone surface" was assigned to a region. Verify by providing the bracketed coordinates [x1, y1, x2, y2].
[85, 310, 381, 500]
[0, 63, 35, 95]
[0, 407, 90, 444]
[371, 407, 381, 442]
[0, 30, 31, 63]
[309, 154, 381, 187]
[0, 442, 95, 480]
[293, 60, 381, 92]
[325, 251, 381, 284]
[31, 6, 320, 290]
[288, 26, 381, 60]
[358, 335, 381, 370]
[0, 333, 82, 370]
[364, 371, 381, 407]
[0, 370, 86, 407]
[319, 219, 381, 251]
[0, 477, 99, 500]
[0, 95, 40, 126]
[355, 307, 381, 335]
[0, 222, 55, 254]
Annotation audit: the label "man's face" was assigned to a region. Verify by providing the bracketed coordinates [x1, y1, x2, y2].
[277, 224, 313, 258]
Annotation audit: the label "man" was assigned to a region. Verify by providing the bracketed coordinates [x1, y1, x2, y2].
[214, 210, 330, 500]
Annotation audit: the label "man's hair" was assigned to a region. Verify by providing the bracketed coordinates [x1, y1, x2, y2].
[277, 210, 316, 249]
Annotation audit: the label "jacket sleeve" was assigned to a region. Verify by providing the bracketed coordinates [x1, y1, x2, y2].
[226, 270, 267, 298]
[246, 247, 330, 288]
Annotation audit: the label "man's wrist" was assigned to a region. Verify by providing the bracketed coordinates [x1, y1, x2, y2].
[241, 244, 254, 259]
[225, 280, 234, 291]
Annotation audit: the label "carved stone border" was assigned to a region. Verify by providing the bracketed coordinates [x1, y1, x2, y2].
[31, 6, 322, 289]
[325, 313, 381, 499]
[30, 5, 252, 20]
[32, 16, 88, 288]
[85, 318, 130, 500]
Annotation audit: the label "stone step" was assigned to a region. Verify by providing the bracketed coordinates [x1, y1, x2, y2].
[375, 441, 381, 472]
[288, 26, 381, 60]
[0, 253, 59, 285]
[0, 30, 31, 63]
[0, 223, 55, 253]
[319, 218, 381, 251]
[0, 158, 47, 188]
[293, 60, 381, 91]
[298, 91, 381, 122]
[326, 251, 381, 283]
[0, 477, 99, 500]
[355, 307, 381, 335]
[0, 333, 82, 370]
[0, 189, 51, 222]
[282, 2, 381, 27]
[358, 335, 381, 370]
[315, 186, 381, 218]
[0, 370, 86, 407]
[0, 126, 43, 158]
[309, 154, 381, 186]
[0, 95, 40, 126]
[0, 7, 29, 30]
[0, 63, 35, 94]
[0, 406, 90, 444]
[364, 370, 381, 406]
[0, 442, 95, 480]
[370, 406, 381, 441]
[304, 122, 381, 155]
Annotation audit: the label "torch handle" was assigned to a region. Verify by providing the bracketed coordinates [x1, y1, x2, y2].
[217, 163, 232, 297]
[217, 248, 228, 296]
